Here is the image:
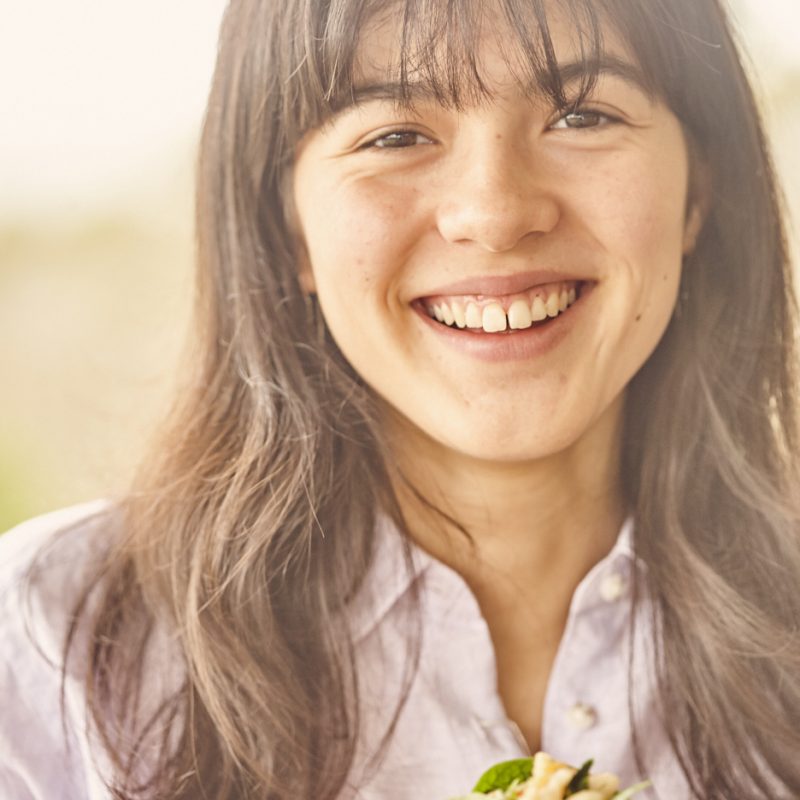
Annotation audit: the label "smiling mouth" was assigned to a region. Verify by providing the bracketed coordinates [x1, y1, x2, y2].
[418, 280, 587, 333]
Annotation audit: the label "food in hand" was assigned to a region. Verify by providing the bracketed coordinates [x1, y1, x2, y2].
[449, 751, 651, 799]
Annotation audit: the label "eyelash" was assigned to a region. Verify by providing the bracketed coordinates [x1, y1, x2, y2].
[358, 106, 622, 151]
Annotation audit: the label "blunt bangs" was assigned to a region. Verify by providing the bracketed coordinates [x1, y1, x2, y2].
[278, 0, 729, 149]
[284, 0, 611, 138]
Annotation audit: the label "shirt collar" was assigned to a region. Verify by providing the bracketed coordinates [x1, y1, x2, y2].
[345, 512, 432, 643]
[346, 512, 638, 643]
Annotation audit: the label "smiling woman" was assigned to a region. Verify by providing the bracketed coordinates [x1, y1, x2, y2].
[1, 1, 799, 800]
[292, 10, 701, 462]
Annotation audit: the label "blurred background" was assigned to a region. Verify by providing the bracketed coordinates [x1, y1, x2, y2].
[1, 0, 799, 531]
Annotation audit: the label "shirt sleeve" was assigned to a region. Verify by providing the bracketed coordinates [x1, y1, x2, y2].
[0, 770, 36, 800]
[0, 503, 111, 800]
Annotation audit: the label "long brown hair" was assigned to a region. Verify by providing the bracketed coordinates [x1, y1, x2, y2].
[43, 0, 800, 797]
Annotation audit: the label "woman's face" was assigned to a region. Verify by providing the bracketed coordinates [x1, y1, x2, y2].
[292, 6, 704, 464]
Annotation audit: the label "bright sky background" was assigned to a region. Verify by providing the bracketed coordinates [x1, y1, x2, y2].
[0, 2, 227, 220]
[1, 0, 798, 222]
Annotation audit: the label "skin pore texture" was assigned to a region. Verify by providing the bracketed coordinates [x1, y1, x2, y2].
[292, 4, 706, 752]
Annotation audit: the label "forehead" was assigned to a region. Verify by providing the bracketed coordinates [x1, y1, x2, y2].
[348, 0, 637, 104]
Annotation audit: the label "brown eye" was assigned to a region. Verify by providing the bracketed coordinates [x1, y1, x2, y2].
[551, 109, 617, 130]
[363, 130, 432, 149]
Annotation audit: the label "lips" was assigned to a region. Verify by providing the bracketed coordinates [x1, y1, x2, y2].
[410, 273, 594, 361]
[419, 269, 585, 298]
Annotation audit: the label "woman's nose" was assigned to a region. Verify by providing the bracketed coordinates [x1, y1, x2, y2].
[435, 141, 560, 253]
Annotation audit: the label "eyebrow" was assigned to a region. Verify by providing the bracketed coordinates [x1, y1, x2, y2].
[324, 55, 652, 125]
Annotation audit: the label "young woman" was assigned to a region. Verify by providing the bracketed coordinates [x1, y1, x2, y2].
[2, 0, 799, 798]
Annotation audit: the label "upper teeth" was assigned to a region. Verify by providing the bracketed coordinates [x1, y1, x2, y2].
[428, 284, 578, 333]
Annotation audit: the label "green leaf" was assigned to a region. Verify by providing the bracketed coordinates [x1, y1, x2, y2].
[612, 780, 652, 799]
[472, 758, 533, 793]
[565, 759, 593, 795]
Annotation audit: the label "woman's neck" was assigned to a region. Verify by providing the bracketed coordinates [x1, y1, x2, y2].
[387, 395, 626, 619]
[386, 397, 626, 752]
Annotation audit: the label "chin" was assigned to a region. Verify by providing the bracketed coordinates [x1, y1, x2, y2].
[435, 425, 584, 465]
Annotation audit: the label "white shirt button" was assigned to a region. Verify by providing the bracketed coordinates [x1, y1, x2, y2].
[599, 572, 626, 602]
[567, 702, 597, 730]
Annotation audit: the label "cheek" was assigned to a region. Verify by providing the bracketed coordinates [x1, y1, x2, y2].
[295, 176, 431, 365]
[581, 156, 687, 256]
[624, 177, 686, 312]
[302, 177, 426, 291]
[566, 150, 688, 382]
[576, 152, 688, 302]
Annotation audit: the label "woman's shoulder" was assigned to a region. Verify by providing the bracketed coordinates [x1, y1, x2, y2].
[0, 500, 117, 646]
[0, 500, 120, 800]
[1, 499, 113, 573]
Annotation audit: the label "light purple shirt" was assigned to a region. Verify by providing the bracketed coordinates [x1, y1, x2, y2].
[0, 503, 690, 799]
